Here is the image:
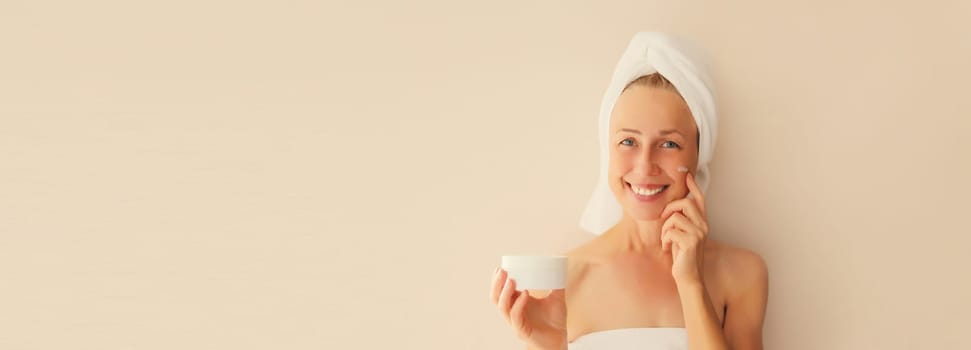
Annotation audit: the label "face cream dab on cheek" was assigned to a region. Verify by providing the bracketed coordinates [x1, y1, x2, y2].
[677, 166, 689, 173]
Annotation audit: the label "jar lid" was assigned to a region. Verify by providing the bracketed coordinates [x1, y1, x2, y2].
[501, 255, 567, 270]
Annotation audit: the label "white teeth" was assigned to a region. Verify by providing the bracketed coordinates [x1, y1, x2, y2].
[630, 184, 668, 196]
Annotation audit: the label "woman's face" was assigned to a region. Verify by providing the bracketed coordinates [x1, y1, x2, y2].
[608, 85, 699, 221]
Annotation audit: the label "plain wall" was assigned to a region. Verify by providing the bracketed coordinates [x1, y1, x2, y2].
[2, 0, 969, 349]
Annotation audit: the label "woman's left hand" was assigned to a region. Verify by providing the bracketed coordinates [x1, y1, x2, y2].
[660, 172, 709, 286]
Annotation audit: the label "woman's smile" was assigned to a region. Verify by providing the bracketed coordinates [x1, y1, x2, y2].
[626, 181, 670, 202]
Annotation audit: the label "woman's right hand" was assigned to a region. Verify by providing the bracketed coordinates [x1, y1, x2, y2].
[490, 267, 568, 350]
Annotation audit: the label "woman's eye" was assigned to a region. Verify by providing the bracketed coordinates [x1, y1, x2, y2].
[619, 138, 635, 147]
[661, 141, 681, 149]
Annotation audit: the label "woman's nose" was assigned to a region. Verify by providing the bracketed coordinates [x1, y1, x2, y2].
[633, 150, 661, 174]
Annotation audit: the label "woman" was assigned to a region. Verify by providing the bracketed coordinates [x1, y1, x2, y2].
[490, 32, 769, 350]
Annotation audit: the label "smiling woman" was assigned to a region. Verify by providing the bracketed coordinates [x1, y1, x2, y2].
[490, 32, 769, 350]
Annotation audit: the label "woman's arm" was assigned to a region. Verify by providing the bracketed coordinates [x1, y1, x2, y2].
[679, 279, 731, 350]
[679, 252, 768, 350]
[721, 252, 769, 350]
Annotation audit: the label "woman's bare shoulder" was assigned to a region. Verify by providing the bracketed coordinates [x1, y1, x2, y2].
[707, 239, 769, 296]
[563, 232, 612, 265]
[561, 233, 609, 283]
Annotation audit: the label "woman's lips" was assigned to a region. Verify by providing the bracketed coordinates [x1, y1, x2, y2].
[626, 181, 669, 202]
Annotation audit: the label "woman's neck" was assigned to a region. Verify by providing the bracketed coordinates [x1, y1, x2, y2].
[603, 215, 667, 256]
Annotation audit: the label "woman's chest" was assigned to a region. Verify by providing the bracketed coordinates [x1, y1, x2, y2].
[566, 257, 726, 334]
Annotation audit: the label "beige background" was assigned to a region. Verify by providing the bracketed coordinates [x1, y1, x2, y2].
[2, 0, 970, 349]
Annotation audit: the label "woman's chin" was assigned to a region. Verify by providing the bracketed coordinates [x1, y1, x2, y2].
[622, 207, 664, 222]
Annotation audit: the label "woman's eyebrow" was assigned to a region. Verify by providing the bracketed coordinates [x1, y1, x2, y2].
[615, 128, 683, 136]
